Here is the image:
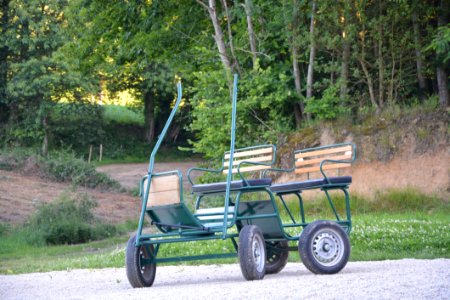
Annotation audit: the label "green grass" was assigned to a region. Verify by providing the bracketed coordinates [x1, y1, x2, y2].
[1, 211, 448, 274]
[1, 188, 449, 275]
[103, 105, 144, 126]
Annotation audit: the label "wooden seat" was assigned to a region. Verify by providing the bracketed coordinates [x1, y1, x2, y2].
[269, 143, 355, 194]
[188, 145, 276, 195]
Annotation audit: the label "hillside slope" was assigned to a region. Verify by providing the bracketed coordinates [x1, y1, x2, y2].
[276, 109, 449, 200]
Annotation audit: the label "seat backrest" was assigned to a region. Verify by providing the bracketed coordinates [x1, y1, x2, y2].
[294, 143, 355, 177]
[223, 145, 275, 175]
[142, 173, 181, 208]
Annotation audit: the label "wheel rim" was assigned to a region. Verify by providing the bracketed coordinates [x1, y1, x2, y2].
[266, 241, 286, 264]
[311, 228, 344, 267]
[139, 245, 153, 280]
[252, 235, 265, 273]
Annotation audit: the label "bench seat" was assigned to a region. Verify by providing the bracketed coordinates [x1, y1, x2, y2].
[192, 178, 272, 195]
[270, 176, 352, 194]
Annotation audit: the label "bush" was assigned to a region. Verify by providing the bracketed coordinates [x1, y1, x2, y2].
[23, 193, 118, 245]
[304, 84, 350, 120]
[41, 150, 121, 190]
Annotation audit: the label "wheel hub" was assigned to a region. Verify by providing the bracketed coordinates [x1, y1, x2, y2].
[252, 236, 264, 272]
[312, 230, 344, 266]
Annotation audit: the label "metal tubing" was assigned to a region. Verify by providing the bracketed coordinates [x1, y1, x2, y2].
[222, 74, 239, 239]
[154, 253, 237, 264]
[296, 192, 306, 224]
[324, 189, 340, 221]
[139, 233, 240, 245]
[279, 194, 296, 223]
[136, 82, 183, 246]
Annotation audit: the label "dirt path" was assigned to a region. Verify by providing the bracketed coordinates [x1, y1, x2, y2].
[0, 161, 203, 225]
[0, 170, 141, 225]
[97, 161, 203, 191]
[1, 259, 449, 299]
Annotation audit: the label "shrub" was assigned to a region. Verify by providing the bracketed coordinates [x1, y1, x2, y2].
[23, 193, 118, 245]
[304, 84, 350, 120]
[41, 150, 121, 190]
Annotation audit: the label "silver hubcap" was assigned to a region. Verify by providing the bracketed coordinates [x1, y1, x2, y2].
[311, 229, 344, 266]
[252, 235, 265, 272]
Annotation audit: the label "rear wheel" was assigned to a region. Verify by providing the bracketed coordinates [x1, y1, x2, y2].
[126, 235, 156, 288]
[298, 220, 350, 274]
[265, 240, 289, 274]
[238, 225, 266, 280]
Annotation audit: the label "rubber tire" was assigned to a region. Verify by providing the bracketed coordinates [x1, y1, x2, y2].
[126, 235, 156, 288]
[238, 225, 266, 280]
[265, 240, 289, 274]
[298, 220, 350, 274]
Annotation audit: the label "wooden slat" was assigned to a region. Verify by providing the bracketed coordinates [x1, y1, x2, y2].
[294, 163, 351, 174]
[224, 147, 273, 159]
[149, 174, 180, 193]
[295, 145, 352, 159]
[147, 190, 180, 207]
[223, 164, 270, 174]
[224, 155, 273, 167]
[143, 174, 180, 207]
[295, 154, 351, 167]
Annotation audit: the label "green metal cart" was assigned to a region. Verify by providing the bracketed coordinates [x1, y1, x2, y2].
[126, 75, 356, 288]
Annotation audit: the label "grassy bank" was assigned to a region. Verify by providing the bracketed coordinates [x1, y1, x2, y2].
[0, 189, 448, 275]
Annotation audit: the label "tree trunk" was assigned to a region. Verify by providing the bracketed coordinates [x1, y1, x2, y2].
[292, 45, 303, 127]
[144, 90, 155, 144]
[306, 0, 316, 102]
[340, 36, 350, 102]
[220, 0, 241, 74]
[0, 0, 10, 122]
[377, 5, 384, 108]
[42, 115, 49, 156]
[197, 0, 232, 84]
[436, 0, 449, 108]
[358, 58, 379, 112]
[412, 10, 427, 101]
[291, 0, 304, 127]
[244, 0, 258, 69]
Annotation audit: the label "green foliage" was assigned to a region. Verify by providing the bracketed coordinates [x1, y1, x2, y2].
[22, 192, 118, 246]
[426, 23, 450, 64]
[41, 150, 120, 190]
[50, 103, 106, 150]
[103, 105, 144, 126]
[189, 68, 292, 158]
[304, 84, 349, 120]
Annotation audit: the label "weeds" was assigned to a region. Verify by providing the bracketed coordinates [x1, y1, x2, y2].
[0, 147, 121, 191]
[21, 193, 120, 246]
[42, 150, 120, 190]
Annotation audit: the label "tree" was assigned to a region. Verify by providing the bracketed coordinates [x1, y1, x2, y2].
[435, 0, 449, 107]
[0, 0, 9, 123]
[3, 0, 88, 154]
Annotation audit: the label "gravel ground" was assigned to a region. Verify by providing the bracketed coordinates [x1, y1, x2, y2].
[1, 259, 449, 300]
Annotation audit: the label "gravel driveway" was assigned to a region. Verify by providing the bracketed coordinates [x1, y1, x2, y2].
[1, 259, 449, 299]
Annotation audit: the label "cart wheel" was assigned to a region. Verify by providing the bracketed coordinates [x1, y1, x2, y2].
[126, 235, 156, 288]
[265, 240, 289, 274]
[298, 220, 350, 274]
[238, 225, 266, 280]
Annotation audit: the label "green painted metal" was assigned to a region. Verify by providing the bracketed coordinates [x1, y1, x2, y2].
[136, 82, 183, 246]
[222, 74, 238, 239]
[129, 76, 355, 270]
[153, 252, 237, 264]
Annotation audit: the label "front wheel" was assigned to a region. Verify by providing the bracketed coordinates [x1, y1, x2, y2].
[238, 225, 266, 280]
[298, 220, 350, 274]
[126, 235, 156, 288]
